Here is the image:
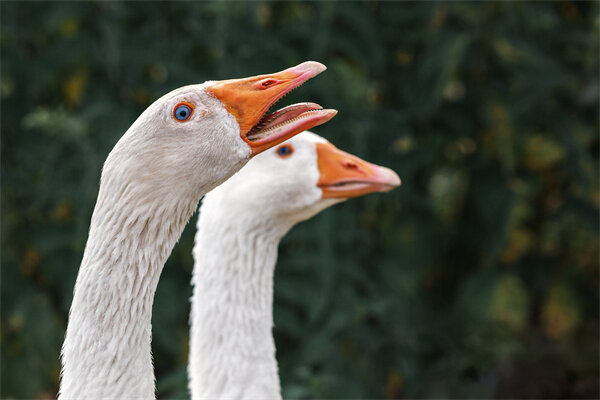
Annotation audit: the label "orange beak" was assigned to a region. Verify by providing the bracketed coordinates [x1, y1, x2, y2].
[207, 62, 337, 156]
[316, 142, 401, 199]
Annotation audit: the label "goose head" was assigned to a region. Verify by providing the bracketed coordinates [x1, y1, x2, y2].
[100, 62, 336, 204]
[205, 131, 400, 230]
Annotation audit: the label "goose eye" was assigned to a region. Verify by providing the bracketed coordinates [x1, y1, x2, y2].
[173, 102, 194, 122]
[276, 145, 293, 157]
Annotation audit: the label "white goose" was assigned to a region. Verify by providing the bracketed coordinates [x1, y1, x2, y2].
[189, 131, 400, 399]
[58, 62, 336, 399]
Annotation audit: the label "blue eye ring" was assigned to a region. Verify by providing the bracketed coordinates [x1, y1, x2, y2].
[276, 145, 294, 158]
[173, 102, 194, 122]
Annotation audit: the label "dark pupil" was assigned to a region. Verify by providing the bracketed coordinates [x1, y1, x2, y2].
[176, 106, 189, 120]
[278, 146, 291, 156]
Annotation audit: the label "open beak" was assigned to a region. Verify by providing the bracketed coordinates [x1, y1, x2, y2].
[207, 61, 337, 156]
[316, 142, 401, 199]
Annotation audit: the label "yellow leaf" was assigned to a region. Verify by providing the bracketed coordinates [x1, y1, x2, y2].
[51, 201, 72, 222]
[255, 3, 272, 27]
[392, 137, 414, 154]
[501, 227, 534, 264]
[62, 70, 89, 108]
[490, 274, 529, 331]
[384, 370, 404, 399]
[22, 248, 40, 277]
[395, 50, 413, 66]
[59, 17, 79, 37]
[541, 284, 581, 340]
[523, 135, 566, 171]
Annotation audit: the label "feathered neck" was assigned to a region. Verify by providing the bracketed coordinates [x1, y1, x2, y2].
[59, 164, 201, 399]
[189, 194, 291, 400]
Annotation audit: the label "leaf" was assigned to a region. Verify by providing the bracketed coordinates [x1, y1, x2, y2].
[523, 135, 567, 171]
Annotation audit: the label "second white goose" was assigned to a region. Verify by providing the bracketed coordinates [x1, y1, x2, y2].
[189, 131, 400, 399]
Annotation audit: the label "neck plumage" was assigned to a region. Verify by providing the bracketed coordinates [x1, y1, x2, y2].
[189, 194, 290, 400]
[59, 171, 200, 399]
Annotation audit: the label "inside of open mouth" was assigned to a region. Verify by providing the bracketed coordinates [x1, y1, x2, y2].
[329, 181, 365, 187]
[246, 102, 323, 142]
[323, 181, 392, 190]
[324, 181, 374, 189]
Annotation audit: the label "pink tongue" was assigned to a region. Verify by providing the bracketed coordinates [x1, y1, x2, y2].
[249, 102, 322, 135]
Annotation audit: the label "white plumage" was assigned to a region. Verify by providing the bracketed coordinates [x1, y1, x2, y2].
[189, 131, 400, 400]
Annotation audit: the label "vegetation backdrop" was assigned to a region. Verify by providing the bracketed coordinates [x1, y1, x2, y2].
[2, 2, 598, 399]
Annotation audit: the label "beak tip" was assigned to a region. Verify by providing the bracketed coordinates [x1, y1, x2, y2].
[324, 109, 338, 120]
[310, 109, 338, 129]
[380, 167, 401, 189]
[289, 61, 327, 78]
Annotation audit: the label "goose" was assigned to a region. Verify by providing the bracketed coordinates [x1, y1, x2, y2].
[189, 131, 400, 399]
[58, 62, 336, 399]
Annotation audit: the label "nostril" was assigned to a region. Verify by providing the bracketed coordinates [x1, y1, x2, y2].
[261, 79, 276, 88]
[343, 162, 359, 170]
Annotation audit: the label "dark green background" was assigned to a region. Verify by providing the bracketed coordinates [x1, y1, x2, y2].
[2, 2, 598, 399]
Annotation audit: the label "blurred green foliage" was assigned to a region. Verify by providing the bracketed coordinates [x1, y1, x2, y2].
[1, 2, 598, 399]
